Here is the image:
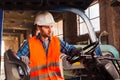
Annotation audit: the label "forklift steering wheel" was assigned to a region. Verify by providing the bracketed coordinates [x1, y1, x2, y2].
[67, 41, 99, 64]
[83, 41, 99, 55]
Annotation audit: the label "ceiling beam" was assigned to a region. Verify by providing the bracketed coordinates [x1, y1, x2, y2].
[0, 0, 94, 10]
[3, 23, 33, 30]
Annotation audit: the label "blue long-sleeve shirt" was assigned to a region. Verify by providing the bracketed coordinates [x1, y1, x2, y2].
[17, 35, 76, 58]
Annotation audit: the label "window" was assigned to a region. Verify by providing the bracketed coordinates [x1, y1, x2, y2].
[78, 3, 100, 35]
[53, 20, 63, 40]
[1, 40, 5, 56]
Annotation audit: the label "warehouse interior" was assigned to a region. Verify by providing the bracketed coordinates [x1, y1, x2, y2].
[0, 0, 120, 80]
[1, 0, 120, 53]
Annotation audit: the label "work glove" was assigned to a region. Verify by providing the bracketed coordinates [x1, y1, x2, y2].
[67, 47, 83, 64]
[20, 56, 30, 65]
[72, 47, 83, 56]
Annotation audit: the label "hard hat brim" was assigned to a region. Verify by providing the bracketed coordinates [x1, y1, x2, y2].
[36, 22, 56, 26]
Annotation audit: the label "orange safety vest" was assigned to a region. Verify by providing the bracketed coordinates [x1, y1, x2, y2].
[28, 36, 64, 80]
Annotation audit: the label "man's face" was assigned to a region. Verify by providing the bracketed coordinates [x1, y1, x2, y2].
[38, 25, 53, 38]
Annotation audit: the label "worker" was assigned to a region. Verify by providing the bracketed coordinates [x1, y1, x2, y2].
[16, 11, 82, 80]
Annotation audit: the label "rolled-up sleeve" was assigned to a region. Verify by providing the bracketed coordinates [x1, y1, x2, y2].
[60, 39, 76, 56]
[16, 40, 30, 58]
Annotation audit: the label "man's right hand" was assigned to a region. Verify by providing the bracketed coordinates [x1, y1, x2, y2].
[20, 56, 30, 65]
[67, 47, 83, 64]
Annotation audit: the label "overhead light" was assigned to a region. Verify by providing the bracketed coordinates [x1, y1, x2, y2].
[20, 25, 23, 27]
[31, 15, 34, 18]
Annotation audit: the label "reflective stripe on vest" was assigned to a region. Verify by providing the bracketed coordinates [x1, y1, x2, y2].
[31, 62, 59, 72]
[31, 72, 62, 80]
[28, 36, 64, 80]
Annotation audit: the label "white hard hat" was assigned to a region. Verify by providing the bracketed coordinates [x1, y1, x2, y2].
[34, 11, 55, 26]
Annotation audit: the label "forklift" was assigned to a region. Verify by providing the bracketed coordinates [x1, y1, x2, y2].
[0, 0, 120, 80]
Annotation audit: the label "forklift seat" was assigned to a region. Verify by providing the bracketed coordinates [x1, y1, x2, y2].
[4, 49, 30, 80]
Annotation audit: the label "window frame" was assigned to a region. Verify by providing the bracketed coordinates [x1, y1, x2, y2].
[77, 2, 100, 36]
